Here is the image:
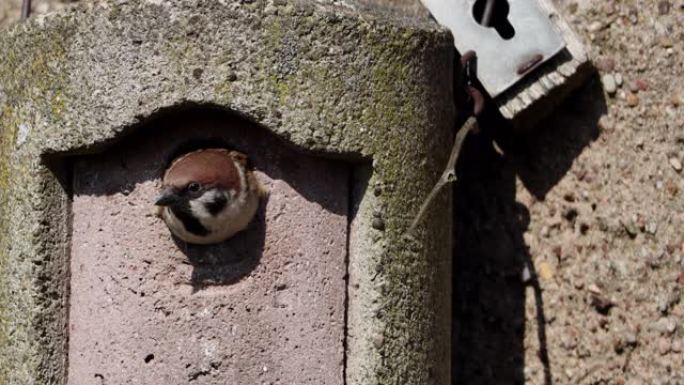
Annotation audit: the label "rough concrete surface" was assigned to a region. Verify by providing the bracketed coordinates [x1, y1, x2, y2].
[69, 111, 348, 384]
[0, 1, 454, 385]
[2, 0, 682, 385]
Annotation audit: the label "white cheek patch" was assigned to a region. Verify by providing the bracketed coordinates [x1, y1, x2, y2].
[164, 184, 259, 244]
[197, 190, 220, 204]
[189, 200, 209, 220]
[190, 190, 220, 219]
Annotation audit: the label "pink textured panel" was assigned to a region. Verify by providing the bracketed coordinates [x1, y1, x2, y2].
[68, 112, 348, 384]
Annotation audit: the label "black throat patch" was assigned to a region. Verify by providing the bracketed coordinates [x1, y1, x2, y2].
[205, 194, 228, 216]
[170, 201, 210, 236]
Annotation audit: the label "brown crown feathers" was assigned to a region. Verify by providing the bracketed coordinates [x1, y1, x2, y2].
[155, 148, 266, 244]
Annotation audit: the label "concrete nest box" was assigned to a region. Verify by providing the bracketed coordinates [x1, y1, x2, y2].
[0, 1, 454, 384]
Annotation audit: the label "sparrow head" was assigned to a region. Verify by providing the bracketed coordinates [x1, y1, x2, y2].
[155, 148, 262, 244]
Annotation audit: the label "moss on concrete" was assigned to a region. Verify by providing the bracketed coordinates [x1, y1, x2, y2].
[0, 1, 455, 384]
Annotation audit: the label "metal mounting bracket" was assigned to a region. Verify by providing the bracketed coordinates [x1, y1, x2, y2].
[421, 0, 566, 98]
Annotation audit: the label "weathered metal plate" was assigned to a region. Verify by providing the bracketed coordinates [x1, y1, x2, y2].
[420, 0, 566, 97]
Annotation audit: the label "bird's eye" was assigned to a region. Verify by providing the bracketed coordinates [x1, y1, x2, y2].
[187, 182, 202, 193]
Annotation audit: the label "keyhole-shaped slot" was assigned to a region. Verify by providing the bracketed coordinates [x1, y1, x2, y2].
[472, 0, 516, 40]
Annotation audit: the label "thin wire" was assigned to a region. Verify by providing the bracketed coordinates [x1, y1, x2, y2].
[408, 117, 478, 233]
[482, 0, 495, 27]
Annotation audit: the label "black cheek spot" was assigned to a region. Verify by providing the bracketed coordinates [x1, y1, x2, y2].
[170, 202, 210, 236]
[205, 194, 228, 216]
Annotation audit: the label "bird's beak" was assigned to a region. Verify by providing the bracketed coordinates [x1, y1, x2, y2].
[155, 188, 180, 206]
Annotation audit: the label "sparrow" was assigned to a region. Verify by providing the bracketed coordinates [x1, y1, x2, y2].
[154, 148, 264, 244]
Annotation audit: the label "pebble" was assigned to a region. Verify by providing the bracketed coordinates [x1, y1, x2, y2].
[588, 283, 603, 295]
[672, 339, 682, 353]
[540, 225, 550, 237]
[635, 137, 645, 149]
[666, 179, 679, 196]
[596, 57, 615, 72]
[647, 252, 665, 269]
[275, 282, 287, 291]
[371, 218, 385, 231]
[635, 79, 649, 91]
[598, 115, 615, 132]
[625, 332, 638, 346]
[657, 295, 672, 314]
[576, 343, 592, 358]
[672, 93, 682, 107]
[561, 331, 578, 351]
[664, 318, 677, 334]
[652, 317, 677, 335]
[573, 279, 585, 290]
[659, 37, 673, 48]
[588, 21, 604, 33]
[626, 93, 640, 107]
[538, 262, 554, 281]
[614, 73, 623, 87]
[669, 157, 682, 172]
[591, 294, 614, 315]
[628, 7, 639, 25]
[622, 219, 639, 238]
[629, 80, 640, 93]
[614, 331, 638, 353]
[602, 74, 617, 95]
[658, 338, 671, 355]
[596, 216, 609, 232]
[658, 1, 671, 15]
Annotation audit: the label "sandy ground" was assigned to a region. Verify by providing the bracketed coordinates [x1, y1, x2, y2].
[1, 0, 682, 384]
[453, 1, 683, 384]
